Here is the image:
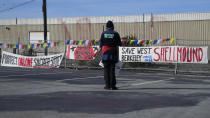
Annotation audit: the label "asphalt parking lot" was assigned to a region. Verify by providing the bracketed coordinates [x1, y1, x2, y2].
[0, 66, 210, 118]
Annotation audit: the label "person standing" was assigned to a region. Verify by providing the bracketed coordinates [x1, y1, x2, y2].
[100, 21, 122, 90]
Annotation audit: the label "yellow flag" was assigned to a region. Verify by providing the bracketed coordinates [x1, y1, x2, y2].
[94, 40, 98, 45]
[149, 40, 153, 44]
[12, 44, 16, 48]
[28, 44, 31, 49]
[44, 43, 47, 48]
[59, 41, 63, 45]
[170, 38, 175, 44]
[79, 40, 82, 45]
[130, 40, 134, 45]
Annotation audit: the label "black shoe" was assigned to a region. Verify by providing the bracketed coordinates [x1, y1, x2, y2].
[104, 87, 111, 90]
[111, 87, 118, 90]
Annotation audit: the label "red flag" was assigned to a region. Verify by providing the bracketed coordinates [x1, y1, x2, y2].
[22, 44, 25, 49]
[7, 44, 10, 48]
[37, 44, 40, 48]
[73, 40, 76, 45]
[140, 40, 146, 44]
[54, 42, 57, 47]
[122, 40, 127, 45]
[89, 40, 92, 45]
[162, 39, 166, 43]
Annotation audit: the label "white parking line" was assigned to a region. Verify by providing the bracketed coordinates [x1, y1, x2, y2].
[177, 74, 210, 78]
[56, 75, 104, 82]
[119, 74, 174, 79]
[131, 77, 175, 86]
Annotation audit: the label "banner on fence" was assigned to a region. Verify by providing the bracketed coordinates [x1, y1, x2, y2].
[1, 51, 64, 68]
[66, 45, 99, 60]
[119, 46, 208, 63]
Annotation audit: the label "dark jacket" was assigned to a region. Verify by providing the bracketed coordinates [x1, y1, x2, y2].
[100, 28, 122, 63]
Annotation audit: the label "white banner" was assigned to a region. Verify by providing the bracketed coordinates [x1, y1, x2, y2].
[119, 46, 208, 64]
[66, 45, 99, 60]
[1, 51, 64, 68]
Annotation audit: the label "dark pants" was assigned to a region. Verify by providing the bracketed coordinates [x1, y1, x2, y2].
[103, 61, 116, 88]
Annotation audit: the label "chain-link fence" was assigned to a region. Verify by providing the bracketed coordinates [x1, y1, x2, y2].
[0, 12, 210, 75]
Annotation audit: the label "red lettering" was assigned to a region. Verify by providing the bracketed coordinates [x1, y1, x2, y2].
[161, 48, 164, 61]
[193, 48, 198, 62]
[187, 48, 192, 62]
[74, 46, 95, 60]
[177, 47, 182, 62]
[173, 47, 177, 62]
[165, 47, 168, 62]
[18, 57, 33, 67]
[182, 48, 186, 62]
[169, 47, 172, 62]
[198, 48, 203, 62]
[154, 48, 160, 61]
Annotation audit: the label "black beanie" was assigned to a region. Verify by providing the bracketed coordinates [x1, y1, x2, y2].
[106, 20, 114, 29]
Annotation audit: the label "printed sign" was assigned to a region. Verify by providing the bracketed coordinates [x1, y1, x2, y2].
[66, 45, 99, 60]
[119, 46, 208, 63]
[1, 51, 64, 68]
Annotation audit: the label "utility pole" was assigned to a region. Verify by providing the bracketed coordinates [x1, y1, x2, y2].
[42, 0, 48, 55]
[16, 17, 20, 54]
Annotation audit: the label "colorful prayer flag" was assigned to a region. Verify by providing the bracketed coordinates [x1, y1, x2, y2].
[146, 40, 150, 45]
[66, 40, 70, 44]
[134, 40, 138, 46]
[82, 40, 86, 45]
[10, 44, 13, 48]
[16, 44, 19, 49]
[85, 40, 89, 45]
[22, 44, 25, 49]
[89, 40, 92, 45]
[94, 40, 98, 45]
[37, 44, 41, 48]
[140, 40, 146, 44]
[170, 38, 175, 45]
[153, 40, 158, 44]
[91, 40, 95, 45]
[44, 43, 47, 48]
[137, 40, 141, 45]
[158, 39, 162, 44]
[166, 38, 170, 41]
[126, 40, 130, 45]
[130, 40, 134, 45]
[149, 40, 153, 44]
[47, 43, 50, 48]
[31, 44, 34, 49]
[70, 40, 74, 45]
[79, 40, 82, 45]
[73, 40, 76, 45]
[28, 44, 31, 49]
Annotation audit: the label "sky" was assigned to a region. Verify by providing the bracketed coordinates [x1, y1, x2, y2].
[0, 0, 210, 19]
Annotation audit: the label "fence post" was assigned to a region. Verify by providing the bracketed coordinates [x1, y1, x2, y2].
[174, 39, 178, 75]
[64, 30, 67, 69]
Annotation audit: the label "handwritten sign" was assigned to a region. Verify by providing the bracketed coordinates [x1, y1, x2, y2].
[119, 46, 208, 63]
[1, 51, 64, 68]
[66, 45, 99, 60]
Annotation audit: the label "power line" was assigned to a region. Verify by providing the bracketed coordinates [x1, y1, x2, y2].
[0, 0, 36, 13]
